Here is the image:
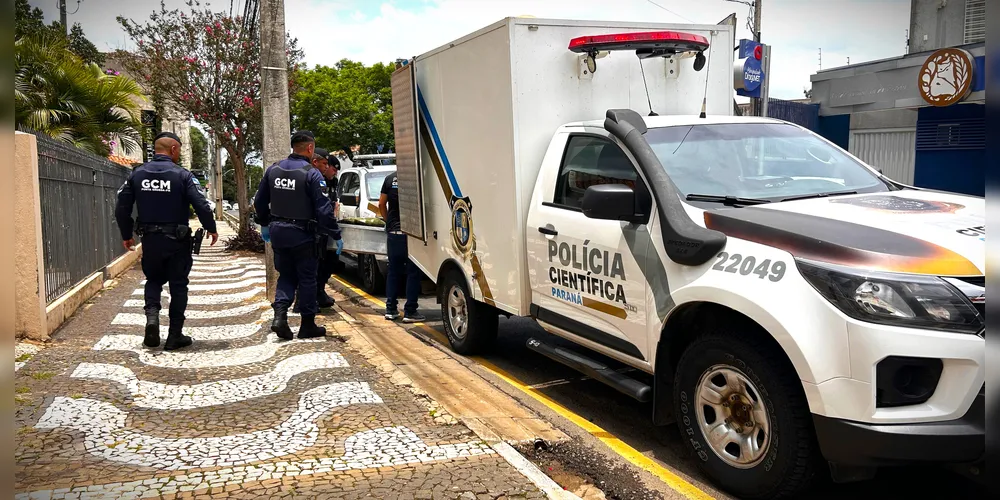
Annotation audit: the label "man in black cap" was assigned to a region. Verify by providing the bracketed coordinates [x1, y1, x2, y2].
[115, 131, 219, 350]
[312, 148, 345, 308]
[254, 131, 340, 339]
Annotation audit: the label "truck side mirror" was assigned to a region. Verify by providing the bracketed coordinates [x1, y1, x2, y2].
[340, 192, 358, 206]
[581, 184, 643, 223]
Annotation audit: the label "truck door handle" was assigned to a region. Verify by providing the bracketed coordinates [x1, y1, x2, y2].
[538, 226, 558, 236]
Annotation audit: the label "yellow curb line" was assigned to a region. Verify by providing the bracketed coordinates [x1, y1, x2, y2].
[329, 274, 714, 500]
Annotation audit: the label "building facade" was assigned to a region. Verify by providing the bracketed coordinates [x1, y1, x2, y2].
[809, 0, 985, 196]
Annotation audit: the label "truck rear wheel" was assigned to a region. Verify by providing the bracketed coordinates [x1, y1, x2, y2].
[359, 254, 385, 295]
[673, 333, 819, 499]
[440, 271, 497, 354]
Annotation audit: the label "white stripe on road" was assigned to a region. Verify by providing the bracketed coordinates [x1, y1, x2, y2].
[34, 382, 382, 470]
[189, 265, 264, 277]
[124, 287, 265, 305]
[192, 255, 258, 263]
[133, 277, 264, 294]
[92, 334, 323, 368]
[141, 270, 265, 285]
[106, 322, 262, 341]
[71, 352, 350, 409]
[118, 302, 268, 319]
[16, 427, 494, 499]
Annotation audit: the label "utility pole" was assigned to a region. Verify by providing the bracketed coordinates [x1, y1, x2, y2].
[58, 0, 68, 36]
[751, 0, 762, 116]
[259, 0, 291, 302]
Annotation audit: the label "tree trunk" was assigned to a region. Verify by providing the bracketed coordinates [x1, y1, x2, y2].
[229, 148, 251, 233]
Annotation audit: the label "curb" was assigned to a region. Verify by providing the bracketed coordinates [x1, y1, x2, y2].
[327, 285, 582, 500]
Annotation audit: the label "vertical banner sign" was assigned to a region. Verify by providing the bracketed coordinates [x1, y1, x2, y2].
[390, 62, 426, 241]
[140, 110, 158, 163]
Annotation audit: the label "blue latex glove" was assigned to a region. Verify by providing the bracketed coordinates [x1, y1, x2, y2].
[260, 225, 270, 243]
[335, 238, 344, 255]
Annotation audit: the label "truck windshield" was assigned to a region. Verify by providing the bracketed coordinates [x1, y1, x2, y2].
[645, 123, 892, 202]
[365, 171, 392, 199]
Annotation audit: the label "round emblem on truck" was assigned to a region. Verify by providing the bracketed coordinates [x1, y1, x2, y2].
[450, 196, 475, 256]
[918, 48, 974, 107]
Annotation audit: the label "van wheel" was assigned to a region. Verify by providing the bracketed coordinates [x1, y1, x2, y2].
[440, 271, 497, 354]
[673, 333, 819, 499]
[359, 254, 384, 295]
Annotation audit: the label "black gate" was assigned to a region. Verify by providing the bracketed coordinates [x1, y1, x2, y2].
[34, 133, 132, 303]
[767, 98, 820, 131]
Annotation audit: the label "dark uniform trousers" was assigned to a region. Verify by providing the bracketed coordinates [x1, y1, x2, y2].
[142, 233, 194, 319]
[274, 240, 320, 315]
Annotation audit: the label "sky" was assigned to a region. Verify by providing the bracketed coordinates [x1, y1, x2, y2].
[30, 0, 912, 100]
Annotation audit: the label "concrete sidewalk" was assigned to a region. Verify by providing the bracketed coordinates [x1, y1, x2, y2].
[14, 229, 567, 500]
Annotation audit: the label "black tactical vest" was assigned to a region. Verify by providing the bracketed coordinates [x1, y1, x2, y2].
[268, 162, 312, 221]
[133, 162, 188, 225]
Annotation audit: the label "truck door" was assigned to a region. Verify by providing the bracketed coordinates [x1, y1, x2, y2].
[526, 132, 652, 363]
[338, 171, 361, 218]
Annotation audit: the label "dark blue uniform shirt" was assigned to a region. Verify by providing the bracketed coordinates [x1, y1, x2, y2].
[254, 153, 339, 248]
[115, 154, 217, 240]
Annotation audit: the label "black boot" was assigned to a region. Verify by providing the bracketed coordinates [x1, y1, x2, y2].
[297, 314, 327, 339]
[163, 321, 193, 351]
[271, 306, 294, 340]
[317, 290, 335, 308]
[143, 309, 160, 348]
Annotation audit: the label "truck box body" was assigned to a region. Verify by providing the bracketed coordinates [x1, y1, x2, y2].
[397, 17, 734, 316]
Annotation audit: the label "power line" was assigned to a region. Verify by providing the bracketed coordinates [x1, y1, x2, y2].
[645, 0, 695, 23]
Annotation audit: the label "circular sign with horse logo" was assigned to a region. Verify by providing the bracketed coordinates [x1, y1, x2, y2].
[918, 48, 974, 107]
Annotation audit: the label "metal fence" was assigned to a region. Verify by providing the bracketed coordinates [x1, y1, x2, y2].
[767, 98, 820, 131]
[34, 133, 132, 303]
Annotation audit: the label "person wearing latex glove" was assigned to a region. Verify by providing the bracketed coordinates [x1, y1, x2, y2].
[260, 225, 270, 243]
[291, 147, 343, 313]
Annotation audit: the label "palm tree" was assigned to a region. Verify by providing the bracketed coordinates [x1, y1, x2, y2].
[15, 31, 146, 156]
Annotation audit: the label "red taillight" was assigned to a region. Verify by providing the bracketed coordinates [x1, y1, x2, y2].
[568, 30, 710, 53]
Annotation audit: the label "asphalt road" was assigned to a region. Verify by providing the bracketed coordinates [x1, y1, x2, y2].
[330, 257, 987, 500]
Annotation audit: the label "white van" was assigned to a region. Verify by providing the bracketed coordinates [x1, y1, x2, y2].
[390, 17, 985, 498]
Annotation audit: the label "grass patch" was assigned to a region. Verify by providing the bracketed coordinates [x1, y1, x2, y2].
[30, 372, 55, 381]
[15, 353, 31, 363]
[15, 386, 30, 394]
[14, 395, 29, 405]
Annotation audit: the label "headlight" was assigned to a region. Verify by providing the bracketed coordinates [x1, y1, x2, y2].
[796, 259, 984, 334]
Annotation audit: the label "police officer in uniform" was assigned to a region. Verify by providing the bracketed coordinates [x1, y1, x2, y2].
[115, 131, 219, 350]
[254, 131, 340, 339]
[291, 148, 341, 312]
[313, 148, 344, 307]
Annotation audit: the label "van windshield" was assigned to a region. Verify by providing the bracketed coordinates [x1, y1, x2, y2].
[645, 123, 892, 201]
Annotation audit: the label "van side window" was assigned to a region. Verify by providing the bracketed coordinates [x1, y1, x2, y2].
[339, 173, 360, 201]
[553, 135, 642, 210]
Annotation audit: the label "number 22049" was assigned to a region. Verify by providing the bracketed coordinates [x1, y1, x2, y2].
[711, 252, 786, 282]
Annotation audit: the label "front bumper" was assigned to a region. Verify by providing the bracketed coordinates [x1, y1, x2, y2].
[812, 386, 984, 467]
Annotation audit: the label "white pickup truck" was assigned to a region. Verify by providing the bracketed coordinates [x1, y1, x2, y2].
[333, 155, 396, 293]
[390, 17, 985, 499]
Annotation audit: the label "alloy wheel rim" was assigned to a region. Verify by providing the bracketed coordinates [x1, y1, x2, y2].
[695, 365, 772, 469]
[447, 285, 469, 339]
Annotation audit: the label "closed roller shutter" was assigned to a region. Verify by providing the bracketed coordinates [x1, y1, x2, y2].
[848, 128, 916, 184]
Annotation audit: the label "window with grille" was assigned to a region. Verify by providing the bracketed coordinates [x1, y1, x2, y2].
[964, 0, 986, 44]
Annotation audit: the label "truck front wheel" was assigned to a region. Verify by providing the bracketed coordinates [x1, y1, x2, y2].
[440, 271, 497, 354]
[673, 333, 820, 499]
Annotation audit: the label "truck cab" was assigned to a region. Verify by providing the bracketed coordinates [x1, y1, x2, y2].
[391, 17, 985, 499]
[336, 156, 396, 220]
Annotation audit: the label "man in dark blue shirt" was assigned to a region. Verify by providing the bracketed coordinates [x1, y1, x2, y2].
[254, 131, 340, 339]
[378, 171, 424, 322]
[115, 131, 218, 351]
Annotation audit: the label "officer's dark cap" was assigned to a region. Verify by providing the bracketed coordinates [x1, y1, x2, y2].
[154, 131, 182, 145]
[290, 130, 315, 147]
[327, 154, 340, 168]
[313, 147, 329, 160]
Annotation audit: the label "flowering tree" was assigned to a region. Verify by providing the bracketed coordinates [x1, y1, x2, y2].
[115, 0, 302, 233]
